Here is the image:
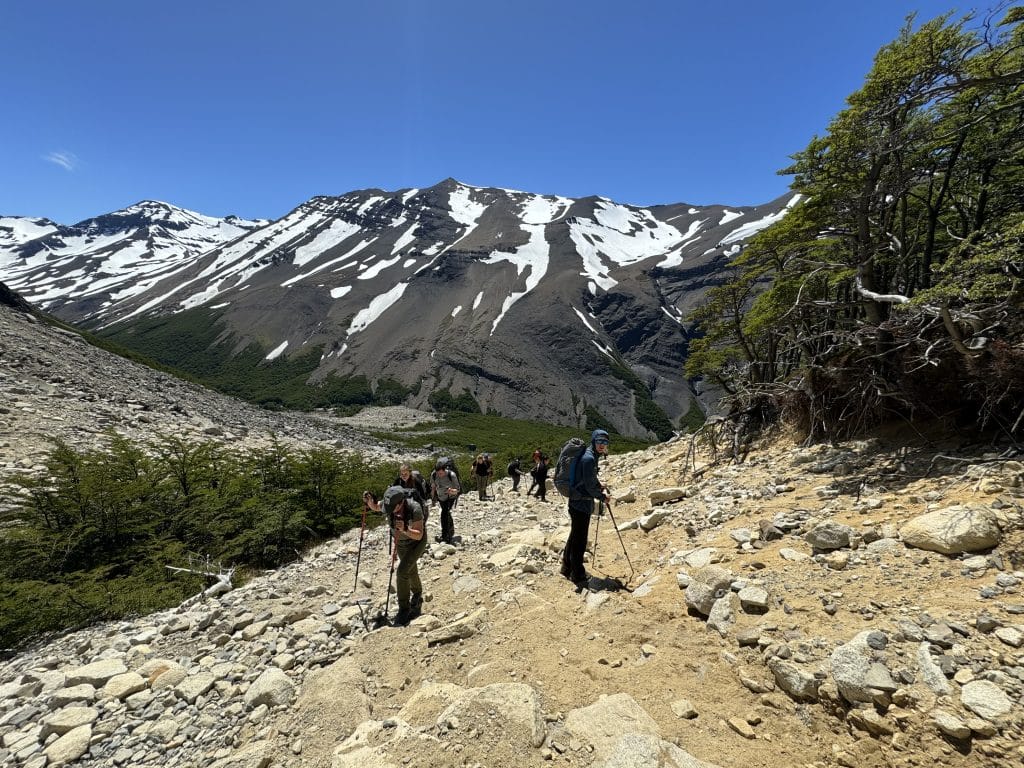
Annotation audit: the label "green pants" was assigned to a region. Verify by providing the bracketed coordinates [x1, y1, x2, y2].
[395, 536, 428, 610]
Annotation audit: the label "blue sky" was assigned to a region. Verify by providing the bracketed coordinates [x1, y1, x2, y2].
[2, 0, 966, 224]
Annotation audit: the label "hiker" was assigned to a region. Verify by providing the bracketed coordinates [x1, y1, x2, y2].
[431, 457, 461, 544]
[472, 453, 492, 501]
[507, 456, 523, 493]
[561, 429, 611, 584]
[530, 453, 549, 502]
[365, 486, 427, 625]
[395, 463, 429, 511]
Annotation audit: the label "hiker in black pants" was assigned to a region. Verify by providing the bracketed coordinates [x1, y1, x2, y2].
[430, 458, 461, 544]
[526, 448, 542, 496]
[507, 457, 523, 493]
[561, 429, 611, 584]
[473, 453, 492, 500]
[531, 454, 549, 502]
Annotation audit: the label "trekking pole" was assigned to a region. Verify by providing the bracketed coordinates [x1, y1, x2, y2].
[590, 500, 601, 566]
[374, 525, 398, 628]
[602, 500, 634, 583]
[353, 503, 367, 593]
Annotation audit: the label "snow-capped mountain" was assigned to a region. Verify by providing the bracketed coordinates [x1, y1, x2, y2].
[0, 216, 59, 249]
[0, 201, 266, 317]
[0, 180, 800, 438]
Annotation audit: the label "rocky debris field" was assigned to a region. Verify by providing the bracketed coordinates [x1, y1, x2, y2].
[0, 306, 379, 485]
[2, 420, 1023, 768]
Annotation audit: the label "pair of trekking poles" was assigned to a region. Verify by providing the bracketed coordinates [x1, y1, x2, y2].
[590, 498, 634, 585]
[351, 495, 399, 630]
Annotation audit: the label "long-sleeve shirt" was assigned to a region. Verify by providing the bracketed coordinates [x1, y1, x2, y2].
[571, 446, 604, 500]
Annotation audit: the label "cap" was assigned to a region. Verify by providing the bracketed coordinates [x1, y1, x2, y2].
[382, 486, 407, 515]
[591, 429, 610, 445]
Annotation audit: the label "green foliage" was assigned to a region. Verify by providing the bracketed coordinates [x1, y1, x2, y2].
[0, 435, 393, 651]
[584, 405, 615, 434]
[427, 387, 482, 414]
[678, 400, 706, 433]
[100, 308, 377, 411]
[686, 8, 1024, 439]
[605, 359, 676, 441]
[374, 377, 413, 406]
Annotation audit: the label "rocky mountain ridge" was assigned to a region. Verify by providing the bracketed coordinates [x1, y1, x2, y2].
[0, 180, 800, 438]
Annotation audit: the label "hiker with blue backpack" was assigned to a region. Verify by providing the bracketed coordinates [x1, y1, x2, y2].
[556, 429, 611, 585]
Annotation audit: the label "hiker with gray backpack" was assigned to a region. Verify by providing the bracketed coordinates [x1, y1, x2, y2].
[554, 429, 611, 585]
[430, 457, 461, 545]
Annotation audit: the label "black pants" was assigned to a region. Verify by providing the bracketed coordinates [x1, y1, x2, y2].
[562, 499, 594, 579]
[439, 498, 456, 544]
[511, 473, 521, 492]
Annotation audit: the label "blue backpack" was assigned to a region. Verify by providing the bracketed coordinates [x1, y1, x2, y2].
[553, 438, 587, 497]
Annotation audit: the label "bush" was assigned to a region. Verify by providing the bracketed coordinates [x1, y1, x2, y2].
[0, 435, 394, 653]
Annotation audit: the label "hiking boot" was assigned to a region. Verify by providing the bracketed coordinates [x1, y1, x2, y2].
[392, 608, 412, 626]
[571, 571, 589, 585]
[410, 593, 423, 618]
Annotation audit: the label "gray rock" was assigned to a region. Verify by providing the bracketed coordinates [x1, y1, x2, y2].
[564, 693, 659, 762]
[961, 680, 1012, 721]
[684, 565, 733, 617]
[916, 643, 951, 695]
[44, 724, 92, 765]
[767, 658, 820, 702]
[64, 658, 128, 688]
[706, 595, 735, 637]
[737, 585, 769, 613]
[932, 710, 971, 740]
[598, 733, 720, 768]
[243, 667, 295, 709]
[900, 505, 1002, 554]
[804, 522, 853, 551]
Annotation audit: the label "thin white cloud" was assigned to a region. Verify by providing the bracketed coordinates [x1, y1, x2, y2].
[44, 151, 78, 171]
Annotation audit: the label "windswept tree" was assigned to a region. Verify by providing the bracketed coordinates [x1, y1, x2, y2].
[688, 5, 1024, 440]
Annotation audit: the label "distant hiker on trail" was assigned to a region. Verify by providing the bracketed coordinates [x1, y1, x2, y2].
[530, 453, 549, 502]
[507, 456, 523, 493]
[430, 457, 461, 544]
[365, 486, 427, 626]
[472, 453, 493, 501]
[527, 449, 542, 497]
[561, 429, 611, 585]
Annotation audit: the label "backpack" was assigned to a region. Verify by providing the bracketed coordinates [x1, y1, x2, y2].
[438, 456, 460, 482]
[553, 437, 587, 498]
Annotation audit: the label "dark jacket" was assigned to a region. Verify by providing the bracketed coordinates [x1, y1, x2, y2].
[570, 446, 604, 501]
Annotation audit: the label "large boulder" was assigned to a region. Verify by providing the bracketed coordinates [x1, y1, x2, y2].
[900, 505, 1001, 554]
[684, 566, 733, 617]
[436, 683, 545, 748]
[564, 693, 660, 762]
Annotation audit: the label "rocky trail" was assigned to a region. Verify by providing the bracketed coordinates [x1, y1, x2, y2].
[2, 302, 1024, 768]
